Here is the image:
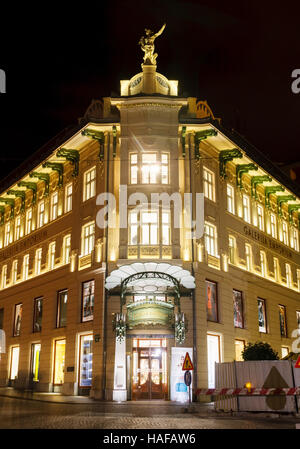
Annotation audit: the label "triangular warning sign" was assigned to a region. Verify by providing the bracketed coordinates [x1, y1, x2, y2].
[295, 355, 300, 368]
[182, 352, 194, 371]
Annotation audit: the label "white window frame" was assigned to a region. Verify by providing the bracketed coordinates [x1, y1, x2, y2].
[141, 211, 158, 245]
[63, 235, 71, 264]
[23, 254, 29, 280]
[48, 242, 56, 270]
[141, 153, 158, 184]
[15, 215, 21, 241]
[228, 235, 236, 264]
[130, 154, 138, 185]
[204, 222, 218, 257]
[282, 220, 288, 246]
[83, 167, 96, 202]
[4, 222, 10, 247]
[245, 243, 252, 271]
[203, 167, 215, 202]
[161, 153, 169, 185]
[35, 248, 42, 275]
[226, 184, 235, 214]
[51, 192, 58, 221]
[242, 194, 251, 223]
[82, 222, 95, 256]
[64, 183, 73, 213]
[291, 227, 299, 252]
[38, 201, 45, 228]
[274, 257, 280, 282]
[12, 260, 18, 284]
[1, 265, 7, 289]
[286, 263, 292, 288]
[270, 213, 277, 239]
[257, 204, 264, 231]
[162, 210, 171, 245]
[260, 250, 266, 277]
[26, 208, 32, 235]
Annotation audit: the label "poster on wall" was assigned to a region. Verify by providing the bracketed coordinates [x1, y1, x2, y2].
[206, 280, 218, 322]
[170, 347, 193, 403]
[297, 311, 300, 330]
[233, 290, 243, 328]
[13, 303, 22, 337]
[279, 305, 287, 337]
[82, 280, 95, 322]
[257, 298, 267, 333]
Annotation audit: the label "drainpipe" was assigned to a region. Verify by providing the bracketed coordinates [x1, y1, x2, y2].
[188, 132, 197, 399]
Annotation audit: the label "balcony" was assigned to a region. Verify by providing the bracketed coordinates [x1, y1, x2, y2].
[128, 245, 172, 260]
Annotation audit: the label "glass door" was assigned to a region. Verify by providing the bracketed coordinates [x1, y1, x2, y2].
[53, 339, 66, 385]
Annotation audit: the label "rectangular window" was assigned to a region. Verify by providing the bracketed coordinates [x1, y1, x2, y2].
[83, 167, 96, 201]
[82, 222, 95, 255]
[81, 280, 95, 322]
[57, 290, 68, 328]
[242, 194, 251, 223]
[226, 184, 235, 214]
[257, 205, 264, 231]
[274, 257, 280, 282]
[282, 221, 288, 245]
[206, 280, 218, 322]
[15, 216, 21, 241]
[260, 251, 266, 277]
[130, 154, 138, 184]
[10, 346, 20, 380]
[26, 208, 32, 235]
[31, 343, 41, 382]
[296, 311, 300, 329]
[297, 269, 300, 291]
[279, 305, 287, 337]
[245, 244, 252, 271]
[270, 213, 277, 238]
[233, 289, 244, 328]
[13, 303, 22, 337]
[228, 236, 235, 264]
[33, 297, 43, 333]
[161, 153, 169, 184]
[79, 334, 93, 388]
[53, 339, 66, 385]
[129, 212, 138, 245]
[4, 222, 10, 246]
[38, 201, 45, 228]
[286, 263, 292, 288]
[141, 153, 157, 184]
[291, 227, 299, 251]
[23, 254, 29, 280]
[258, 298, 267, 333]
[51, 192, 58, 221]
[0, 308, 4, 329]
[141, 211, 158, 245]
[235, 340, 245, 362]
[12, 260, 18, 284]
[203, 167, 215, 201]
[281, 347, 289, 358]
[207, 334, 220, 388]
[1, 265, 7, 289]
[63, 235, 71, 264]
[48, 242, 56, 270]
[204, 223, 217, 256]
[65, 183, 73, 213]
[162, 211, 170, 245]
[35, 248, 42, 275]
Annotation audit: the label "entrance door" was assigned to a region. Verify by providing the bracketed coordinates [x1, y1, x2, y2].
[132, 339, 167, 400]
[207, 334, 220, 388]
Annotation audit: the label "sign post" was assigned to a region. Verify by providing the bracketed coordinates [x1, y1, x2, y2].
[182, 352, 194, 404]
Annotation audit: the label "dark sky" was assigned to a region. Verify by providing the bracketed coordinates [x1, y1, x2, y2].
[0, 0, 299, 182]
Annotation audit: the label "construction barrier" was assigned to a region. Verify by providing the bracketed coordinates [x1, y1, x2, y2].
[196, 387, 300, 397]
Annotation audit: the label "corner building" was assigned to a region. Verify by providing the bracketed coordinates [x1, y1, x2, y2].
[0, 44, 300, 401]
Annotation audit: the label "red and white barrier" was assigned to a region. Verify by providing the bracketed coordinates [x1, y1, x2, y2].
[196, 387, 300, 396]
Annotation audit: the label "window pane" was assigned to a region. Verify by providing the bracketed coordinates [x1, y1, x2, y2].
[82, 281, 95, 322]
[54, 339, 66, 384]
[57, 291, 67, 327]
[10, 347, 20, 380]
[31, 343, 41, 382]
[206, 280, 218, 322]
[79, 335, 93, 387]
[33, 298, 43, 332]
[14, 304, 22, 336]
[258, 299, 267, 333]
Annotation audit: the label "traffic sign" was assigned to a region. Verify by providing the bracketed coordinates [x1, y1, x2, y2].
[295, 355, 300, 368]
[184, 370, 192, 387]
[182, 352, 194, 370]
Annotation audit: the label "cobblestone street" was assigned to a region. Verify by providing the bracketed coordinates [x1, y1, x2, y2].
[0, 396, 299, 429]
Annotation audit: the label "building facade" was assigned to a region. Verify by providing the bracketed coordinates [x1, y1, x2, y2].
[0, 35, 300, 401]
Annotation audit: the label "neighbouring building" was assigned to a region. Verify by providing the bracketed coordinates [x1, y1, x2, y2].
[0, 28, 300, 401]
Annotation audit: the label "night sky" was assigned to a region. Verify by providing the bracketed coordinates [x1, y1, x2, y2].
[0, 0, 299, 184]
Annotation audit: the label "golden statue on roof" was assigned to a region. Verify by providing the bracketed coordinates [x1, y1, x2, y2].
[139, 23, 166, 66]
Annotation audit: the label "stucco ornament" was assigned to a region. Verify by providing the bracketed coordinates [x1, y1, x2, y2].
[139, 23, 166, 65]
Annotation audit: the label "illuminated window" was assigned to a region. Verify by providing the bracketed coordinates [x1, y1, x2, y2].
[53, 339, 66, 385]
[12, 260, 18, 284]
[48, 242, 56, 270]
[228, 236, 236, 263]
[291, 227, 299, 251]
[245, 244, 252, 271]
[33, 297, 43, 333]
[257, 204, 264, 231]
[281, 347, 289, 358]
[83, 167, 96, 201]
[10, 346, 20, 380]
[226, 184, 235, 214]
[1, 265, 7, 289]
[274, 257, 280, 282]
[204, 222, 217, 256]
[4, 222, 10, 246]
[141, 211, 158, 244]
[26, 208, 32, 235]
[286, 263, 292, 288]
[15, 216, 21, 241]
[162, 211, 170, 245]
[296, 311, 300, 329]
[270, 213, 277, 238]
[260, 250, 266, 277]
[235, 339, 245, 361]
[23, 254, 29, 280]
[203, 167, 215, 201]
[242, 194, 251, 223]
[13, 303, 22, 337]
[65, 183, 73, 213]
[38, 201, 45, 228]
[161, 153, 169, 184]
[81, 281, 95, 322]
[31, 343, 41, 382]
[57, 290, 68, 328]
[129, 212, 138, 245]
[279, 304, 287, 337]
[142, 153, 157, 184]
[282, 220, 288, 245]
[35, 248, 42, 275]
[297, 270, 300, 291]
[51, 192, 58, 221]
[63, 235, 71, 264]
[258, 298, 267, 333]
[82, 222, 95, 255]
[130, 154, 138, 184]
[79, 334, 93, 387]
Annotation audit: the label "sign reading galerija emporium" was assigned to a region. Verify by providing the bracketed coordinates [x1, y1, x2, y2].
[0, 230, 48, 262]
[243, 225, 293, 260]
